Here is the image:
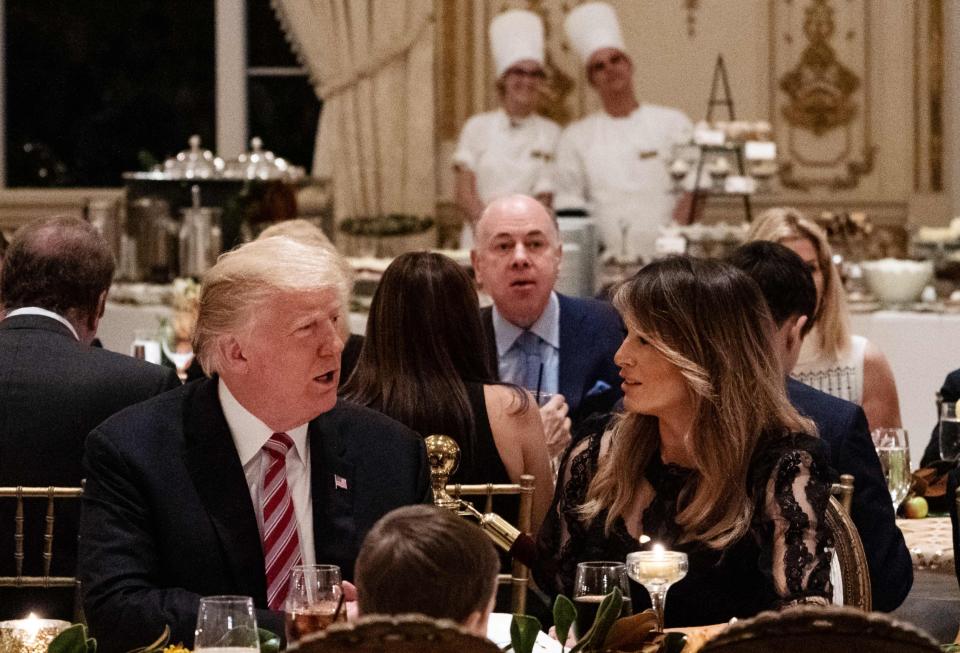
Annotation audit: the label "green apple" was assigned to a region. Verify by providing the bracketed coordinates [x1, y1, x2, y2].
[903, 496, 929, 519]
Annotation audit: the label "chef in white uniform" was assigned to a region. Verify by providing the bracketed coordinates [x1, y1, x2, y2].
[453, 9, 560, 249]
[556, 2, 694, 262]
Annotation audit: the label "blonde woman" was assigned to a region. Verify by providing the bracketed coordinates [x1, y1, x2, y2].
[534, 256, 834, 627]
[748, 207, 902, 432]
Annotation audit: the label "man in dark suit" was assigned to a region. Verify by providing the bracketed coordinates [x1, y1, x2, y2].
[78, 236, 430, 653]
[471, 195, 624, 459]
[730, 241, 912, 611]
[0, 216, 180, 620]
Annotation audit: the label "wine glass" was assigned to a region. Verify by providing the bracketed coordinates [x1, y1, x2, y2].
[284, 564, 346, 644]
[871, 428, 912, 511]
[194, 595, 260, 653]
[572, 562, 632, 637]
[939, 402, 960, 462]
[625, 546, 688, 632]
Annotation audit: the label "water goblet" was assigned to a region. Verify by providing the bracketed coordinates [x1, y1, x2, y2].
[194, 595, 260, 653]
[572, 561, 633, 637]
[284, 564, 346, 644]
[871, 427, 911, 511]
[625, 546, 688, 632]
[939, 402, 960, 462]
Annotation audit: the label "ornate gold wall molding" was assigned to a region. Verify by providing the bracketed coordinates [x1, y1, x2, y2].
[771, 0, 873, 191]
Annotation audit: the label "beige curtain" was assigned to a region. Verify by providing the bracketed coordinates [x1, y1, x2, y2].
[272, 0, 436, 223]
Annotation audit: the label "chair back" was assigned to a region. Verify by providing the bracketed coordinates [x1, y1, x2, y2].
[0, 486, 85, 620]
[825, 481, 871, 610]
[699, 604, 940, 653]
[447, 475, 534, 614]
[291, 614, 501, 653]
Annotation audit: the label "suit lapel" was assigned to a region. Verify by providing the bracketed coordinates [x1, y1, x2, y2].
[558, 295, 589, 413]
[310, 404, 356, 565]
[183, 378, 268, 605]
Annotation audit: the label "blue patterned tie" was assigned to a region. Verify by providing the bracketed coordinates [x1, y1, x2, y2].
[516, 330, 543, 392]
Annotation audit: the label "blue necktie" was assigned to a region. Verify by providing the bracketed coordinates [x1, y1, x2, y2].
[515, 330, 543, 392]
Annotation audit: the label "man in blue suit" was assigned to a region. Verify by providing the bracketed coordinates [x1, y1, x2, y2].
[730, 241, 912, 611]
[78, 237, 430, 653]
[472, 195, 624, 460]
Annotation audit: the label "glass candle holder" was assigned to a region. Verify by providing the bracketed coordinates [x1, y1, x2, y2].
[625, 546, 688, 631]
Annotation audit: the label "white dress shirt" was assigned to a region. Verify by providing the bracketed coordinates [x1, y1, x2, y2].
[219, 379, 316, 566]
[554, 104, 693, 261]
[4, 307, 80, 340]
[492, 291, 560, 396]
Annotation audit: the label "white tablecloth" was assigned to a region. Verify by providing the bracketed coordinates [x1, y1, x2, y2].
[849, 311, 960, 467]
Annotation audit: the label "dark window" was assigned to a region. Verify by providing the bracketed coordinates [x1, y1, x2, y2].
[6, 1, 216, 187]
[245, 0, 321, 170]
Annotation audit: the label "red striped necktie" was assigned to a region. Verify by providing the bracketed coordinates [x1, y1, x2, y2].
[262, 432, 303, 611]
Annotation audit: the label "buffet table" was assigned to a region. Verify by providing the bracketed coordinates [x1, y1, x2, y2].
[849, 310, 960, 467]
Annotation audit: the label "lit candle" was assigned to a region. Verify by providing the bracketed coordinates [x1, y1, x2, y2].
[627, 544, 687, 585]
[0, 614, 71, 653]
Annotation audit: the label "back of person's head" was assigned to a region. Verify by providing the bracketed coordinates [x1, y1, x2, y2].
[1, 216, 114, 318]
[193, 236, 345, 374]
[355, 505, 499, 632]
[585, 255, 812, 549]
[747, 206, 850, 357]
[727, 241, 817, 337]
[341, 252, 492, 468]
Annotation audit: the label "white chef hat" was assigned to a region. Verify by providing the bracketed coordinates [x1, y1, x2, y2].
[490, 9, 545, 79]
[564, 1, 626, 65]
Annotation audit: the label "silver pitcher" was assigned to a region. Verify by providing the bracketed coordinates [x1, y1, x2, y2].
[126, 197, 178, 282]
[178, 185, 222, 278]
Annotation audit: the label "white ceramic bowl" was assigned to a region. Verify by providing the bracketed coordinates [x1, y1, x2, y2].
[860, 258, 933, 305]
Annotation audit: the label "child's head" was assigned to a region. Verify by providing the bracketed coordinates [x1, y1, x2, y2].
[355, 505, 500, 636]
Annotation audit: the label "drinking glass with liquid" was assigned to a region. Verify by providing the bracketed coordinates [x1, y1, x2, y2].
[871, 428, 911, 511]
[285, 564, 347, 644]
[194, 595, 260, 653]
[572, 561, 632, 637]
[939, 402, 960, 462]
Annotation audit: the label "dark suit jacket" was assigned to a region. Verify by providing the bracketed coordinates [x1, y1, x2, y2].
[78, 377, 430, 653]
[482, 294, 624, 427]
[921, 369, 960, 467]
[787, 378, 913, 611]
[947, 468, 960, 588]
[0, 314, 180, 620]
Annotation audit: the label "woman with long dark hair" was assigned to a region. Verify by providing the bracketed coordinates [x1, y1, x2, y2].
[342, 251, 554, 532]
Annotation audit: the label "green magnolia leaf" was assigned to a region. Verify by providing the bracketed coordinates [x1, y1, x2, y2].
[509, 614, 542, 653]
[553, 594, 577, 651]
[48, 624, 91, 653]
[257, 628, 281, 653]
[570, 587, 622, 653]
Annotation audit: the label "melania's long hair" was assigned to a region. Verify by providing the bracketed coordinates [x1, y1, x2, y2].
[581, 256, 815, 548]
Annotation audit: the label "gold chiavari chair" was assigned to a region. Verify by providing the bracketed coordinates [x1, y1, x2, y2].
[446, 475, 535, 615]
[826, 474, 871, 610]
[0, 485, 85, 620]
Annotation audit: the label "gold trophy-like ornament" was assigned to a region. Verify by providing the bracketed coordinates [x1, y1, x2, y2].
[424, 434, 523, 553]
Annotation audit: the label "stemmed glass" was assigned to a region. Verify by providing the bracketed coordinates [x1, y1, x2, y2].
[284, 564, 346, 645]
[625, 546, 688, 632]
[572, 562, 632, 637]
[194, 595, 260, 653]
[871, 428, 912, 511]
[939, 402, 960, 462]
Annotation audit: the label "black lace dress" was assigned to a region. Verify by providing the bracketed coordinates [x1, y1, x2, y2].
[534, 429, 834, 627]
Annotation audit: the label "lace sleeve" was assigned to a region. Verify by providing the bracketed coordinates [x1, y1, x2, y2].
[533, 433, 604, 597]
[759, 440, 834, 608]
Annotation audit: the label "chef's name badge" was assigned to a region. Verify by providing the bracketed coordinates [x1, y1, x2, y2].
[531, 150, 553, 161]
[637, 150, 658, 160]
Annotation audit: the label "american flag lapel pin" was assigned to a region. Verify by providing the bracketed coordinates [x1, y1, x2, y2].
[334, 474, 349, 490]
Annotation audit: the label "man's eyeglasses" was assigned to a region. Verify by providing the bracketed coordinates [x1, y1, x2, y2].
[505, 67, 546, 80]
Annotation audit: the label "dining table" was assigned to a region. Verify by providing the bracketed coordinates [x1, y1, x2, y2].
[891, 516, 959, 643]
